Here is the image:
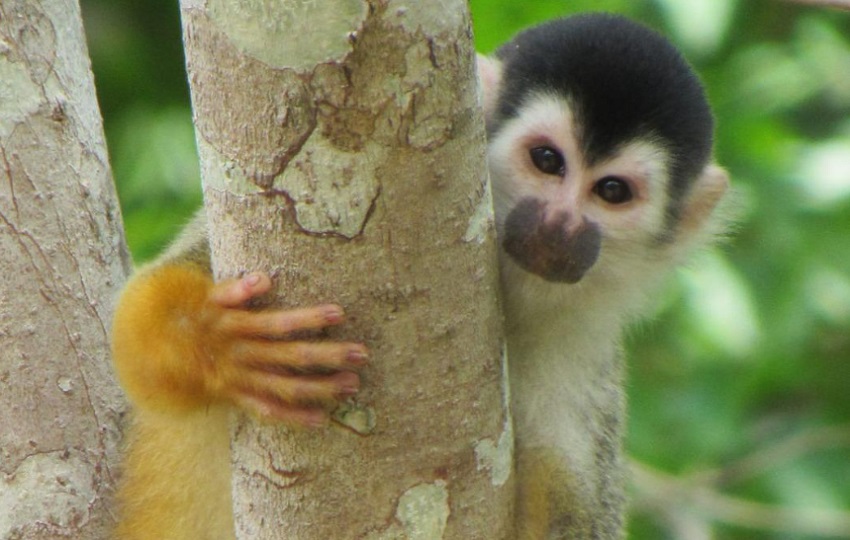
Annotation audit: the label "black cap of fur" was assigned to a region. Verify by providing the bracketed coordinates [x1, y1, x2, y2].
[494, 13, 714, 203]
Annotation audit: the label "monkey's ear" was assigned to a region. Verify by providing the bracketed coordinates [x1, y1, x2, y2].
[476, 54, 503, 120]
[676, 164, 730, 240]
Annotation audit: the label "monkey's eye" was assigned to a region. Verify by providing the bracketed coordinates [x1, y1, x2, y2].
[593, 176, 634, 204]
[529, 146, 565, 176]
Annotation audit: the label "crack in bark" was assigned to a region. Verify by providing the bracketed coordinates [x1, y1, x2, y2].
[1, 148, 21, 220]
[242, 462, 309, 491]
[259, 181, 381, 240]
[1, 447, 99, 533]
[49, 200, 119, 485]
[4, 447, 69, 478]
[0, 176, 118, 487]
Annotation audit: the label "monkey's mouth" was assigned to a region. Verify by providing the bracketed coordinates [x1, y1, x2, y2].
[501, 198, 601, 284]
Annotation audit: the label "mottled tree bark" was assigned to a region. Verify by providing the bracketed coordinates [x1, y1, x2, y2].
[0, 0, 130, 537]
[180, 1, 513, 538]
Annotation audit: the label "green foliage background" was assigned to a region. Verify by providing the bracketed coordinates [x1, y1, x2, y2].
[80, 0, 850, 537]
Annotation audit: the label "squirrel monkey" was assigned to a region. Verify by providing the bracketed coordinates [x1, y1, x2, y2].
[111, 13, 728, 540]
[482, 14, 728, 538]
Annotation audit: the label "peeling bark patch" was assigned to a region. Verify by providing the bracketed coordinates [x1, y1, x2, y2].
[0, 2, 57, 88]
[367, 481, 450, 540]
[0, 450, 94, 536]
[188, 3, 480, 237]
[197, 133, 381, 239]
[396, 481, 450, 539]
[273, 132, 382, 238]
[183, 11, 318, 185]
[474, 421, 513, 487]
[208, 0, 367, 71]
[474, 341, 513, 486]
[332, 401, 376, 435]
[397, 39, 459, 151]
[0, 58, 42, 139]
[392, 1, 465, 37]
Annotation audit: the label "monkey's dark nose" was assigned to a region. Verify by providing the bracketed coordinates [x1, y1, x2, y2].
[502, 197, 601, 283]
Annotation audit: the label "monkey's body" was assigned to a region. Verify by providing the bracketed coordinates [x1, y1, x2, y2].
[483, 16, 727, 537]
[509, 309, 627, 539]
[111, 14, 728, 539]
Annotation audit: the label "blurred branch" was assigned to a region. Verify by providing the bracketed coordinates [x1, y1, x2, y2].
[631, 459, 850, 538]
[782, 0, 850, 9]
[696, 424, 850, 487]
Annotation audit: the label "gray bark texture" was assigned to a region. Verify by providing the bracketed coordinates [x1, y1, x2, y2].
[0, 0, 130, 537]
[180, 0, 514, 538]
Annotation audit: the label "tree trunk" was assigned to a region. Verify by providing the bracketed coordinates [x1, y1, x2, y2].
[0, 0, 130, 537]
[180, 1, 513, 538]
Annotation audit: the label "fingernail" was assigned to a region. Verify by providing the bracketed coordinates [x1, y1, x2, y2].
[325, 306, 345, 324]
[308, 416, 329, 429]
[245, 273, 262, 287]
[340, 385, 359, 397]
[348, 349, 369, 366]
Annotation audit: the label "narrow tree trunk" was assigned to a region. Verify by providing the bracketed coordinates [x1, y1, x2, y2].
[180, 1, 513, 538]
[0, 0, 130, 537]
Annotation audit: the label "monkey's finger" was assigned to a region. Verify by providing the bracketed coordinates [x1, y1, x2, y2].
[209, 272, 273, 308]
[232, 393, 330, 428]
[233, 341, 369, 372]
[224, 369, 360, 408]
[219, 304, 347, 338]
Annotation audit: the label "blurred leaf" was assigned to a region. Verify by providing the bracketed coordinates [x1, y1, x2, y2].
[657, 0, 737, 57]
[680, 251, 762, 359]
[794, 139, 850, 209]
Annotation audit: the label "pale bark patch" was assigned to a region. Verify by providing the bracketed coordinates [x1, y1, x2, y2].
[365, 481, 451, 540]
[208, 0, 367, 70]
[474, 344, 513, 487]
[0, 59, 42, 139]
[0, 451, 96, 534]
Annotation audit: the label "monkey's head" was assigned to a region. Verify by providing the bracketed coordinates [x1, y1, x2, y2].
[479, 13, 728, 293]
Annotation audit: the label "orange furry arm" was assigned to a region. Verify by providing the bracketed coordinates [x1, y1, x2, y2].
[111, 263, 368, 425]
[111, 264, 215, 412]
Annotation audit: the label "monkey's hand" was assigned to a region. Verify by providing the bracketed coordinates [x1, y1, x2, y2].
[111, 264, 367, 427]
